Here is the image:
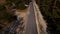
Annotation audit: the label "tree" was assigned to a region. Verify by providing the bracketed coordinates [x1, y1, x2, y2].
[35, 0, 60, 34]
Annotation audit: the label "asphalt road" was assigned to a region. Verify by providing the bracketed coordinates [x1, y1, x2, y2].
[25, 2, 38, 34]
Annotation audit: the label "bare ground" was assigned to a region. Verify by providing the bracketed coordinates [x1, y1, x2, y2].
[16, 7, 30, 34]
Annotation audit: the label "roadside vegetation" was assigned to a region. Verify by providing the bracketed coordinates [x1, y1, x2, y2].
[6, 0, 27, 10]
[0, 0, 30, 33]
[0, 5, 16, 31]
[0, 0, 25, 32]
[35, 0, 60, 34]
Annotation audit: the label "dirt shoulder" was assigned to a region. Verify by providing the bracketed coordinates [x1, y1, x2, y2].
[16, 7, 30, 34]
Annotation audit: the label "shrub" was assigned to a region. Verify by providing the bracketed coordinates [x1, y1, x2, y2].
[17, 3, 26, 10]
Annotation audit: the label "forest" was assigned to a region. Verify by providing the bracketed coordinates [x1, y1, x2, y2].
[0, 0, 29, 33]
[35, 0, 60, 34]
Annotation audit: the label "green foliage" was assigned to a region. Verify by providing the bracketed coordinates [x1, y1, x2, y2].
[17, 3, 26, 10]
[0, 5, 15, 21]
[25, 0, 30, 5]
[56, 9, 60, 16]
[6, 0, 19, 3]
[36, 0, 60, 34]
[6, 0, 26, 10]
[0, 5, 6, 11]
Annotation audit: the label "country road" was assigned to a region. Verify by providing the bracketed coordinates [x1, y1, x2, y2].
[25, 2, 38, 34]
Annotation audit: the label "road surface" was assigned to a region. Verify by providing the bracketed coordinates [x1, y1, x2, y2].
[25, 2, 38, 34]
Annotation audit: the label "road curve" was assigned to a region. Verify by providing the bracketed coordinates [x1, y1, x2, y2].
[25, 2, 38, 34]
